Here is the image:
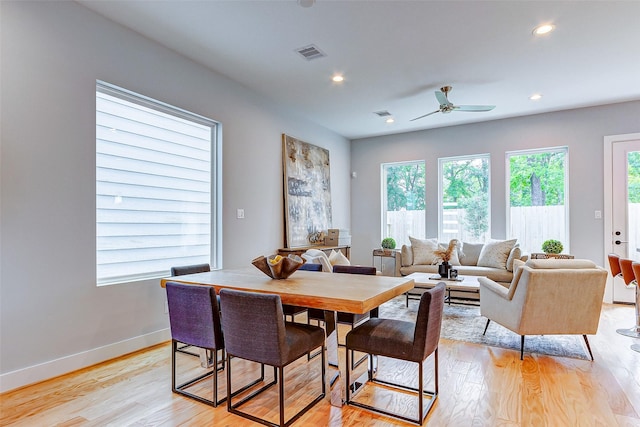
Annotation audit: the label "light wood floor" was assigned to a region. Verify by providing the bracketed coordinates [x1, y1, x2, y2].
[1, 302, 639, 426]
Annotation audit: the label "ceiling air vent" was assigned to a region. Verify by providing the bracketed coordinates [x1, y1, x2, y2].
[374, 110, 392, 117]
[296, 44, 326, 61]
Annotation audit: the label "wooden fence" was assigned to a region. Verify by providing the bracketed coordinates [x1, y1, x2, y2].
[386, 204, 639, 255]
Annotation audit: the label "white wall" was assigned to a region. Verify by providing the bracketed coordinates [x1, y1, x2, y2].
[0, 1, 350, 391]
[350, 101, 640, 269]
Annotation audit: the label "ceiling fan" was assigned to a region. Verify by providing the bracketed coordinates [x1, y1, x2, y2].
[410, 85, 495, 121]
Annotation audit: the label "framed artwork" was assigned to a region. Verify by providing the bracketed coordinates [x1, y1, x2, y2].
[282, 134, 332, 248]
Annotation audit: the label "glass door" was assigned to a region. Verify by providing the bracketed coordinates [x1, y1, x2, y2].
[611, 139, 640, 302]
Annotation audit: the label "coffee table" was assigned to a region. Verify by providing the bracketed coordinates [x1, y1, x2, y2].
[404, 272, 482, 306]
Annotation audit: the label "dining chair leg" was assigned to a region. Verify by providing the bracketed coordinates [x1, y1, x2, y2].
[520, 335, 525, 360]
[434, 347, 439, 395]
[418, 360, 423, 422]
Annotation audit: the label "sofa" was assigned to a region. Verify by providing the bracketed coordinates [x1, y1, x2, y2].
[394, 237, 528, 284]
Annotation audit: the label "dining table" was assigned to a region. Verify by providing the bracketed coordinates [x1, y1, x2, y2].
[160, 266, 415, 407]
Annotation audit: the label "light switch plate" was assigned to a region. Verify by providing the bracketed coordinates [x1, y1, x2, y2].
[237, 208, 245, 219]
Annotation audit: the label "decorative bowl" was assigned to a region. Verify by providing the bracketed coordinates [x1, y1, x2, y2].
[252, 254, 305, 279]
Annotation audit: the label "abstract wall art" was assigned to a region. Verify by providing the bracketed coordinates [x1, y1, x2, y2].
[282, 134, 332, 248]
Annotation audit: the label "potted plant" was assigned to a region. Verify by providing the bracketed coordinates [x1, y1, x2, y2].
[542, 239, 563, 255]
[381, 237, 396, 254]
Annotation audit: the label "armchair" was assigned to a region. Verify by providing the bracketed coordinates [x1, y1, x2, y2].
[479, 259, 608, 360]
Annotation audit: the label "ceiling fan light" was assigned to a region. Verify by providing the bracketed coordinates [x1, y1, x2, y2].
[385, 118, 395, 124]
[332, 74, 344, 83]
[529, 93, 543, 101]
[533, 24, 555, 36]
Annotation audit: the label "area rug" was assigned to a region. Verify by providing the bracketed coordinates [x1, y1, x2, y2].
[379, 295, 590, 360]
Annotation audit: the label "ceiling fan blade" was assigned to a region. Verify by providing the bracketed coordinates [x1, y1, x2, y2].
[435, 90, 451, 106]
[410, 109, 441, 121]
[453, 105, 496, 112]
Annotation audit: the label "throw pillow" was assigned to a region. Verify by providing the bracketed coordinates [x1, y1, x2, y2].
[401, 244, 413, 267]
[477, 239, 517, 270]
[459, 242, 484, 266]
[409, 236, 439, 265]
[506, 244, 522, 272]
[328, 249, 351, 266]
[301, 249, 332, 272]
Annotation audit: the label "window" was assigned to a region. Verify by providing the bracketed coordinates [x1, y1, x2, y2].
[506, 147, 568, 253]
[382, 161, 425, 247]
[439, 155, 490, 243]
[96, 81, 218, 285]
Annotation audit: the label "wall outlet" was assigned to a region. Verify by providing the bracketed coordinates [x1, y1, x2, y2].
[594, 210, 602, 219]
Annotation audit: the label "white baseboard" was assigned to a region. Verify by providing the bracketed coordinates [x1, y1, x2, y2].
[0, 328, 171, 393]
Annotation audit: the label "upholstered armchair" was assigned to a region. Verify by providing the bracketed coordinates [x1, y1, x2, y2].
[479, 259, 608, 360]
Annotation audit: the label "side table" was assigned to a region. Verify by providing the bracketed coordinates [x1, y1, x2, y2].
[372, 248, 400, 276]
[530, 253, 574, 259]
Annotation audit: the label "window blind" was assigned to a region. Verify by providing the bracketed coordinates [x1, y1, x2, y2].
[96, 82, 214, 285]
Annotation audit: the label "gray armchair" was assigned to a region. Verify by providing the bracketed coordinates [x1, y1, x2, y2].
[479, 259, 608, 360]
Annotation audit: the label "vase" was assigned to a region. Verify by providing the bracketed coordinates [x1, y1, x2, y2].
[438, 261, 450, 278]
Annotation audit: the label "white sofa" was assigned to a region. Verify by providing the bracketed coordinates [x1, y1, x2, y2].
[394, 238, 528, 284]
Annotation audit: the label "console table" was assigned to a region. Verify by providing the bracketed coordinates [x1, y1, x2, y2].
[277, 245, 350, 260]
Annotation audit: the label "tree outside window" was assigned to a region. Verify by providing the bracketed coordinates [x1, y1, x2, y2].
[382, 161, 425, 247]
[439, 155, 490, 243]
[507, 147, 568, 253]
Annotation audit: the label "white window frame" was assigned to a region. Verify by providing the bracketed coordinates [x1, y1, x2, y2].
[96, 81, 221, 285]
[505, 146, 569, 254]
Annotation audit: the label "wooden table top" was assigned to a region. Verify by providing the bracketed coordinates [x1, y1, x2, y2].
[160, 267, 414, 314]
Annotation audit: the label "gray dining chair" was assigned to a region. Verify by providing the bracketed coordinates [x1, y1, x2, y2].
[307, 264, 377, 367]
[307, 265, 377, 327]
[170, 263, 211, 276]
[166, 281, 225, 406]
[166, 281, 265, 407]
[170, 263, 218, 359]
[345, 282, 445, 425]
[219, 288, 326, 427]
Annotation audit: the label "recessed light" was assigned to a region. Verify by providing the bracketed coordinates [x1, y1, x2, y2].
[529, 93, 543, 101]
[385, 118, 395, 124]
[332, 75, 344, 83]
[533, 24, 555, 36]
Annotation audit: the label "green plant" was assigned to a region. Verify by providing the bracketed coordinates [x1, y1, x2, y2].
[381, 237, 396, 249]
[542, 239, 563, 254]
